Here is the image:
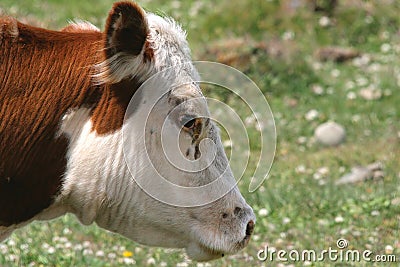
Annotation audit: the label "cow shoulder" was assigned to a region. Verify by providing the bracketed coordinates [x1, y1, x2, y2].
[0, 18, 102, 226]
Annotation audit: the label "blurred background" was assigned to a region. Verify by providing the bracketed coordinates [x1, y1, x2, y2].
[0, 0, 399, 266]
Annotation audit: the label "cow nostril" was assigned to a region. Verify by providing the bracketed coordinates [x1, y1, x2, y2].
[234, 206, 242, 216]
[246, 220, 254, 236]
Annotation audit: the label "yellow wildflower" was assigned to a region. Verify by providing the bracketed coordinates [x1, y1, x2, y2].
[122, 250, 133, 257]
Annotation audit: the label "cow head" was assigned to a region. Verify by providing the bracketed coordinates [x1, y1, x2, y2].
[64, 1, 256, 261]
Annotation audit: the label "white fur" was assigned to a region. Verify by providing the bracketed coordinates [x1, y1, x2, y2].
[93, 13, 197, 85]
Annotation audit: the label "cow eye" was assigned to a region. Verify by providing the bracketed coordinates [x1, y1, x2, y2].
[181, 115, 196, 130]
[183, 118, 195, 129]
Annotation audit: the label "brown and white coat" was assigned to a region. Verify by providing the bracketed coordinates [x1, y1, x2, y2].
[0, 1, 255, 261]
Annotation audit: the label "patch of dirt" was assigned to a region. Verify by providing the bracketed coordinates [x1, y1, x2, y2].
[199, 37, 297, 72]
[315, 46, 360, 62]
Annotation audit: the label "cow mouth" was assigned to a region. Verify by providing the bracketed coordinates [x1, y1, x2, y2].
[187, 238, 251, 262]
[187, 231, 253, 261]
[186, 243, 226, 262]
[186, 219, 255, 261]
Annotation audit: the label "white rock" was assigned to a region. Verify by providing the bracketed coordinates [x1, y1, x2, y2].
[335, 162, 384, 185]
[314, 122, 346, 146]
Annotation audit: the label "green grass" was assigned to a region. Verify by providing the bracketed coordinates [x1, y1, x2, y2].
[1, 0, 399, 266]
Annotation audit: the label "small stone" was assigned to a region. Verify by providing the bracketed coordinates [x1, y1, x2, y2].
[335, 166, 372, 185]
[315, 121, 346, 146]
[391, 197, 400, 206]
[336, 162, 384, 185]
[315, 46, 360, 62]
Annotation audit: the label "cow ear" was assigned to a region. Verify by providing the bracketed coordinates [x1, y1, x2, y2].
[96, 2, 152, 84]
[105, 1, 148, 57]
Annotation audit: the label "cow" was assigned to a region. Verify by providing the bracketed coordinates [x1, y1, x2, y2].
[0, 1, 256, 261]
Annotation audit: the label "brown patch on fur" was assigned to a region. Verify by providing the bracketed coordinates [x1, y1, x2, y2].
[91, 78, 141, 134]
[194, 144, 201, 160]
[0, 19, 103, 226]
[0, 2, 148, 226]
[192, 118, 203, 141]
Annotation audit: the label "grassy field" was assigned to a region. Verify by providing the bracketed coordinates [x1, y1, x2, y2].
[1, 0, 399, 266]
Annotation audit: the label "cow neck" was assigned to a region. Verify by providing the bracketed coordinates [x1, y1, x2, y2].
[91, 78, 142, 135]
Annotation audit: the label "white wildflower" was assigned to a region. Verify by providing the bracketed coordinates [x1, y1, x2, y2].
[295, 165, 306, 174]
[311, 84, 324, 95]
[83, 249, 93, 255]
[365, 16, 373, 24]
[147, 257, 156, 265]
[319, 16, 330, 27]
[107, 252, 117, 259]
[347, 91, 357, 100]
[334, 216, 344, 223]
[63, 228, 72, 235]
[282, 31, 295, 41]
[96, 250, 105, 257]
[331, 69, 340, 78]
[380, 43, 391, 53]
[258, 208, 269, 217]
[20, 244, 29, 251]
[305, 109, 319, 121]
[385, 245, 394, 254]
[223, 140, 232, 148]
[370, 210, 380, 216]
[47, 246, 56, 254]
[123, 258, 136, 265]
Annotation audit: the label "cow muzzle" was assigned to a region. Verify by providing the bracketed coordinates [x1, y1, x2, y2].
[186, 203, 256, 261]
